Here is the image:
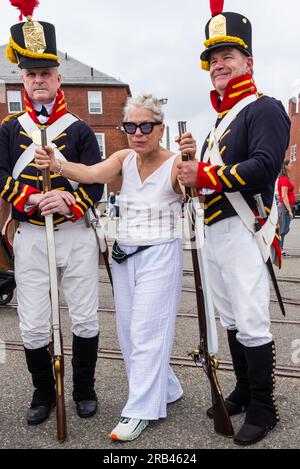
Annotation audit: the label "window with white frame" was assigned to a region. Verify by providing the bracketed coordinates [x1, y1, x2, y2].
[88, 91, 102, 114]
[290, 144, 297, 162]
[7, 90, 22, 113]
[95, 133, 107, 201]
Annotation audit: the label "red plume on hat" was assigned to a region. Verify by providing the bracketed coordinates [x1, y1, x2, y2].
[210, 0, 224, 17]
[9, 0, 40, 21]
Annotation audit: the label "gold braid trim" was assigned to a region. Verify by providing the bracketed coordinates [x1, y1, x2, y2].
[204, 35, 249, 50]
[201, 36, 249, 71]
[6, 45, 18, 64]
[201, 61, 210, 71]
[1, 111, 25, 124]
[8, 36, 59, 63]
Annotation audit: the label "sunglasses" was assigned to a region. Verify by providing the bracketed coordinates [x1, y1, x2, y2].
[122, 121, 162, 135]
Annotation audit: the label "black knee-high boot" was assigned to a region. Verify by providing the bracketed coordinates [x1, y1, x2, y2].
[226, 329, 251, 407]
[207, 329, 251, 418]
[24, 346, 56, 425]
[72, 334, 99, 418]
[234, 341, 279, 445]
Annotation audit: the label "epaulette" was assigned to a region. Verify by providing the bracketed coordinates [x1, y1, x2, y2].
[1, 110, 26, 125]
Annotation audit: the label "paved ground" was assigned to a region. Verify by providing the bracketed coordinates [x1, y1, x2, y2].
[0, 219, 299, 450]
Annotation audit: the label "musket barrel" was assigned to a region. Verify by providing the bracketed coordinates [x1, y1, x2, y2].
[40, 128, 51, 193]
[178, 121, 191, 162]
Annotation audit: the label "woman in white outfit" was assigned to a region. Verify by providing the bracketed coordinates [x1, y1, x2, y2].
[35, 94, 195, 441]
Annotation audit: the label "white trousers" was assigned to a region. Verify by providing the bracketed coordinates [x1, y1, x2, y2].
[14, 219, 99, 349]
[112, 239, 183, 420]
[205, 216, 272, 347]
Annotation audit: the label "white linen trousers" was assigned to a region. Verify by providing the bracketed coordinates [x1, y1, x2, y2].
[14, 219, 99, 349]
[112, 239, 183, 420]
[205, 216, 272, 347]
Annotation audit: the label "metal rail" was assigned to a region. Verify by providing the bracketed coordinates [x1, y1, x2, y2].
[182, 270, 300, 284]
[181, 287, 300, 307]
[2, 303, 300, 326]
[4, 340, 300, 380]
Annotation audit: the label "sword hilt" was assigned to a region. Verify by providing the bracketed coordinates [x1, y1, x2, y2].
[254, 193, 267, 220]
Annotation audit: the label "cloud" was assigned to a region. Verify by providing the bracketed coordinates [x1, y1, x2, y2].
[1, 0, 299, 147]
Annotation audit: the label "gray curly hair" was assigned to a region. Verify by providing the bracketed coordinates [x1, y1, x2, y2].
[123, 94, 165, 122]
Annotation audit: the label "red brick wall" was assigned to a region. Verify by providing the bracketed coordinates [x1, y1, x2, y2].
[0, 83, 130, 196]
[0, 83, 24, 119]
[63, 85, 129, 195]
[286, 97, 300, 196]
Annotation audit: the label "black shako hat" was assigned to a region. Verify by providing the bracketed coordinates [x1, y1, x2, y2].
[200, 1, 252, 71]
[6, 1, 60, 69]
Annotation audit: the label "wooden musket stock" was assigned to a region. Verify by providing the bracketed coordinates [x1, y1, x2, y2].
[178, 122, 234, 437]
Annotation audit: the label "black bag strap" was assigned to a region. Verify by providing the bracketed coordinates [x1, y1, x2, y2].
[112, 241, 152, 264]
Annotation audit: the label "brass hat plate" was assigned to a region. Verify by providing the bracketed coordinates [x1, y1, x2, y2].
[22, 20, 46, 54]
[209, 14, 227, 38]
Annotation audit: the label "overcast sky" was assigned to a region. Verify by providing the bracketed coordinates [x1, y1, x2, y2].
[1, 0, 300, 150]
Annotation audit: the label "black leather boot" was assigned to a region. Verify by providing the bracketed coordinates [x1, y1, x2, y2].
[24, 346, 56, 425]
[234, 341, 279, 446]
[207, 329, 251, 418]
[72, 334, 98, 418]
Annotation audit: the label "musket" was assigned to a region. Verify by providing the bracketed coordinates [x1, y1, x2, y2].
[178, 122, 234, 438]
[254, 194, 286, 316]
[40, 128, 67, 443]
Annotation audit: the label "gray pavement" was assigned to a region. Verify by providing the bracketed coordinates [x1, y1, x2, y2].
[0, 220, 299, 449]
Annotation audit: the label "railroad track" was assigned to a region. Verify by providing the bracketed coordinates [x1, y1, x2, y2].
[181, 287, 300, 307]
[2, 303, 300, 326]
[98, 273, 300, 301]
[4, 340, 300, 380]
[101, 273, 300, 286]
[92, 276, 300, 307]
[182, 270, 300, 285]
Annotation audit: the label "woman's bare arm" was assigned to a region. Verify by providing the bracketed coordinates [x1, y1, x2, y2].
[35, 147, 131, 184]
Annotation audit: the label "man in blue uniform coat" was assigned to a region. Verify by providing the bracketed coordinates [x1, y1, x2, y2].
[0, 6, 103, 425]
[177, 1, 290, 445]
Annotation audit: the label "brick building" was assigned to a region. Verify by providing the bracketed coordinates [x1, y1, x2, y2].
[0, 46, 131, 198]
[286, 96, 300, 196]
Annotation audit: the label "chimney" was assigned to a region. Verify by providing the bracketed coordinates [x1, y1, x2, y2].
[91, 67, 94, 77]
[288, 97, 297, 117]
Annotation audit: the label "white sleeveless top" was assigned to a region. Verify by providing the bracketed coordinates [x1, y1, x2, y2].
[116, 151, 182, 246]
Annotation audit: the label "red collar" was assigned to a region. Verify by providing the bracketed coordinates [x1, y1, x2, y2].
[210, 74, 257, 114]
[24, 89, 68, 125]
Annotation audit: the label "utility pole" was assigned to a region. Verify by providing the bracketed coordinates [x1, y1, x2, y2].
[166, 125, 170, 150]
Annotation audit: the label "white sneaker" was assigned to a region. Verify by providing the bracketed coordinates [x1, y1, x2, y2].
[110, 417, 149, 441]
